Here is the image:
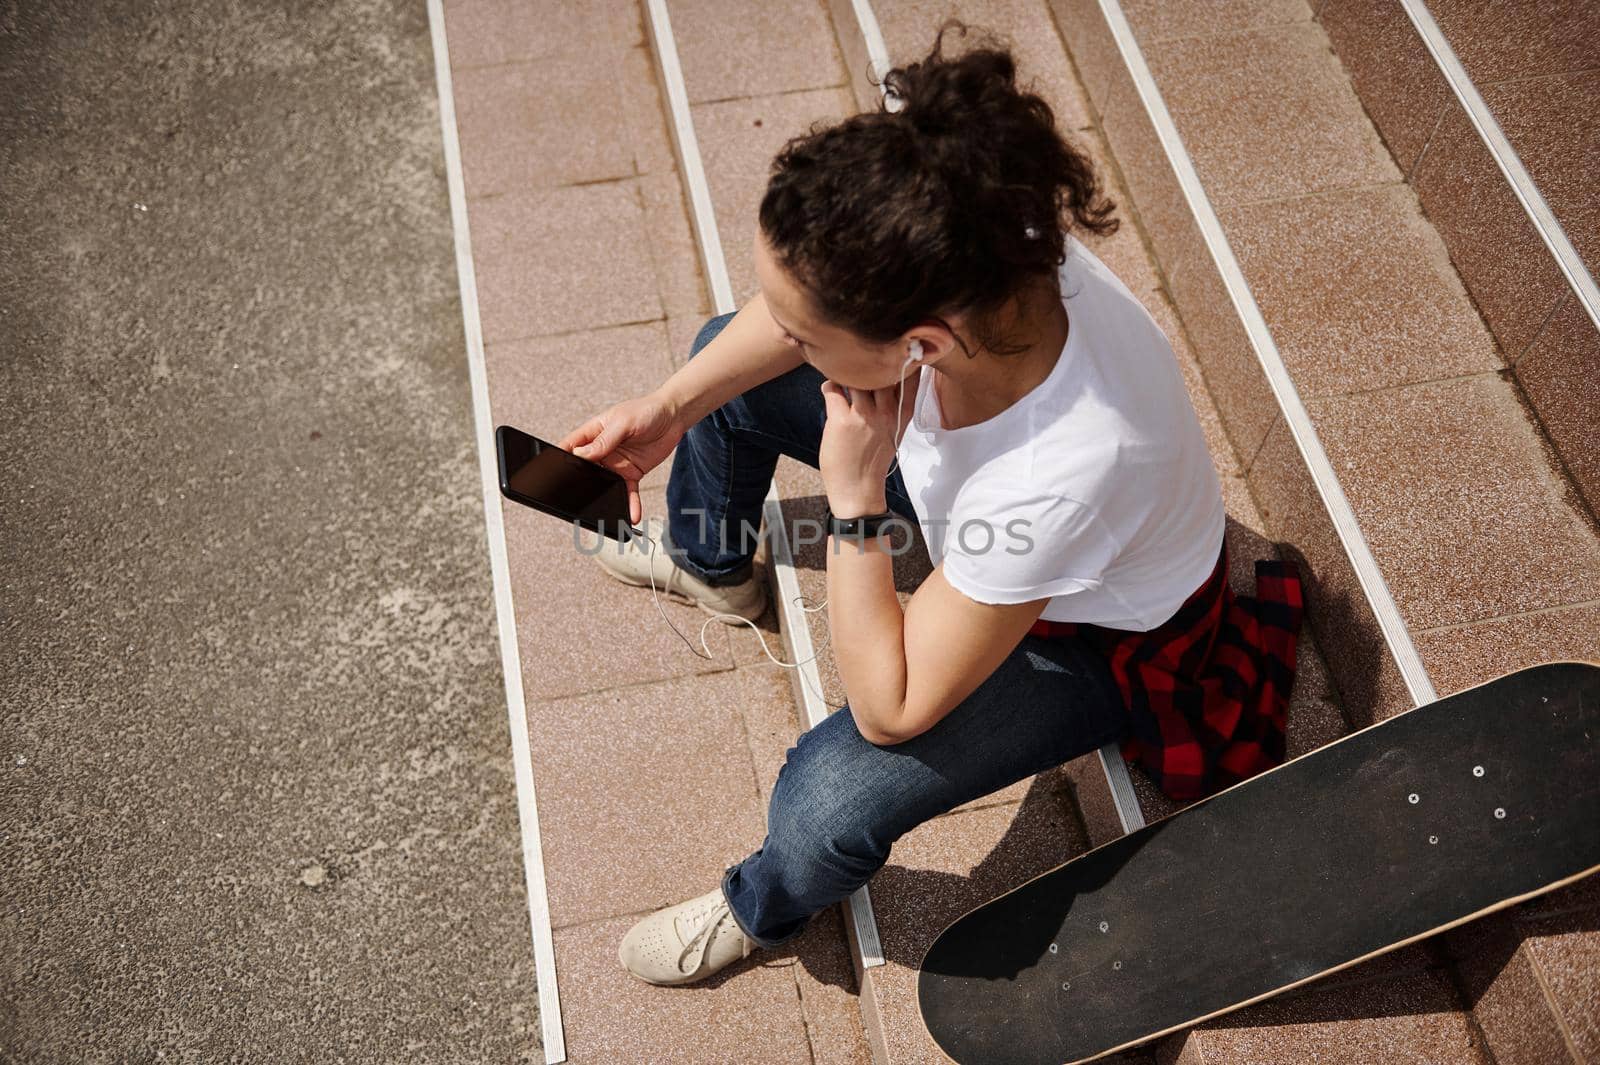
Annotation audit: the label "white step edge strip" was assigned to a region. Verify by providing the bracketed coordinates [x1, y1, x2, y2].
[1401, 0, 1600, 339]
[838, 0, 1147, 833]
[641, 0, 886, 970]
[1096, 0, 1438, 708]
[422, 2, 567, 1061]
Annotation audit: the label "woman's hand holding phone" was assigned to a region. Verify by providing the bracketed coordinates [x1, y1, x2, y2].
[557, 389, 685, 526]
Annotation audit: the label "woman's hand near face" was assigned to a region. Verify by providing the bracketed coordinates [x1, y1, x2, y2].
[557, 389, 686, 526]
[818, 374, 918, 516]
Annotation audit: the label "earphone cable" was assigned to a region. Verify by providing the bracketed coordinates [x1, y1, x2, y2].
[640, 530, 847, 710]
[637, 342, 921, 712]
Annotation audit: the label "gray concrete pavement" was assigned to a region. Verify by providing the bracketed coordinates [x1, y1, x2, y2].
[1, 1, 539, 1060]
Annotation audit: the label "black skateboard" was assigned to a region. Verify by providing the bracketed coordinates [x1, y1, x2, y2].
[917, 659, 1600, 1064]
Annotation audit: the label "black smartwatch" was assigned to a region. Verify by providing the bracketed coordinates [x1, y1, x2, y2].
[825, 507, 899, 540]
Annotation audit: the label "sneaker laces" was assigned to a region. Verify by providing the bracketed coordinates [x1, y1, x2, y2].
[673, 891, 752, 974]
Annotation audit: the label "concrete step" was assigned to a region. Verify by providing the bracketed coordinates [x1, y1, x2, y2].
[819, 0, 1350, 1060]
[1314, 12, 1600, 1055]
[1049, 0, 1600, 1061]
[438, 0, 870, 1060]
[1320, 0, 1600, 522]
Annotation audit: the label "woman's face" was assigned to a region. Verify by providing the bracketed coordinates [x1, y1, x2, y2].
[752, 228, 922, 391]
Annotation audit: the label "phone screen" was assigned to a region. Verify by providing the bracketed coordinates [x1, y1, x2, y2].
[495, 425, 635, 542]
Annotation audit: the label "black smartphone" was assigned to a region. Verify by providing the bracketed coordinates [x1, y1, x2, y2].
[495, 424, 637, 543]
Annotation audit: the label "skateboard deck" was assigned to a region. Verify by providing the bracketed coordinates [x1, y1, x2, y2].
[916, 659, 1600, 1064]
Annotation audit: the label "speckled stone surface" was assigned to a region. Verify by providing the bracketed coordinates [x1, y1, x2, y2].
[1141, 22, 1398, 208]
[443, 0, 642, 70]
[1220, 184, 1503, 397]
[1455, 931, 1577, 1065]
[467, 180, 663, 345]
[860, 792, 1098, 1063]
[639, 169, 715, 319]
[1440, 872, 1600, 1065]
[3, 0, 544, 1058]
[1483, 70, 1600, 299]
[1049, 8, 1600, 1059]
[1156, 961, 1492, 1064]
[1410, 94, 1574, 364]
[1328, 7, 1600, 381]
[485, 320, 680, 492]
[1166, 219, 1283, 475]
[1048, 0, 1128, 112]
[1428, 0, 1600, 85]
[454, 55, 637, 197]
[1124, 0, 1311, 41]
[501, 488, 736, 704]
[1089, 65, 1284, 476]
[622, 43, 684, 177]
[524, 667, 767, 927]
[549, 908, 820, 1064]
[1318, 0, 1453, 178]
[1302, 375, 1600, 632]
[1413, 603, 1600, 697]
[671, 0, 848, 105]
[1515, 293, 1600, 518]
[875, 0, 1094, 133]
[1248, 416, 1418, 729]
[691, 88, 859, 304]
[1098, 68, 1202, 304]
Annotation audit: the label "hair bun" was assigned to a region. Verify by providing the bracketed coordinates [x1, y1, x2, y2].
[881, 21, 1021, 136]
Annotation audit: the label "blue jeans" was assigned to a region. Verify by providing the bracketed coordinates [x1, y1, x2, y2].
[669, 312, 1130, 948]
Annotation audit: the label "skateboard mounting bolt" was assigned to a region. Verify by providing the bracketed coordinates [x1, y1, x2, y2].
[1473, 766, 1484, 777]
[1113, 960, 1122, 970]
[1049, 943, 1058, 954]
[1408, 793, 1419, 804]
[1494, 807, 1506, 819]
[1429, 835, 1438, 844]
[1062, 982, 1071, 990]
[1099, 921, 1109, 933]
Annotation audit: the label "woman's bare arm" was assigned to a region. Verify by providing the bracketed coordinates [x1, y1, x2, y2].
[657, 291, 806, 427]
[557, 292, 807, 523]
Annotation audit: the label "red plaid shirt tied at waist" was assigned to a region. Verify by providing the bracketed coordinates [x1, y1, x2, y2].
[1027, 540, 1305, 802]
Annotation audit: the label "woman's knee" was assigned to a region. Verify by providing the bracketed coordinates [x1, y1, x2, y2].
[688, 311, 738, 361]
[766, 711, 907, 866]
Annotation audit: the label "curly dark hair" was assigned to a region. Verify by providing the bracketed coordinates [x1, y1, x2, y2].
[757, 18, 1119, 358]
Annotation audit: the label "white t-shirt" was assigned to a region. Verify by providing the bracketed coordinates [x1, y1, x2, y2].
[895, 232, 1226, 632]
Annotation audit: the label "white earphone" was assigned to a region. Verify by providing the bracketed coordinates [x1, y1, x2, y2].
[884, 339, 922, 478]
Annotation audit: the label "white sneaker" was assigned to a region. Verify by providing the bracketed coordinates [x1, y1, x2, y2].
[617, 885, 758, 986]
[585, 516, 767, 624]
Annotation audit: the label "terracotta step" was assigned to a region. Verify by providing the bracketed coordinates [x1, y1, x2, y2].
[437, 0, 870, 1059]
[1314, 12, 1600, 1054]
[1042, 0, 1600, 1060]
[824, 0, 1349, 1059]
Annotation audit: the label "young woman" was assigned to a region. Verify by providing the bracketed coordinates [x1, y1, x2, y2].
[559, 20, 1302, 987]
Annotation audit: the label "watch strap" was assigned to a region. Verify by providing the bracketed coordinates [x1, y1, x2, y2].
[826, 508, 898, 539]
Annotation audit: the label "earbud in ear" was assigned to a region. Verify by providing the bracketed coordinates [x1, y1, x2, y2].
[906, 339, 924, 364]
